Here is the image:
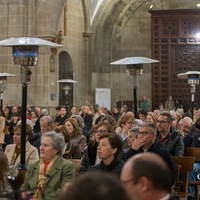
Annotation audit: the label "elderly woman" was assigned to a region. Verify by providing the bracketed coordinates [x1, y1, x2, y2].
[124, 126, 139, 153]
[4, 124, 39, 166]
[20, 131, 75, 200]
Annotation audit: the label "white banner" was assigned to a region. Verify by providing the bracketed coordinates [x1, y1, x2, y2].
[95, 88, 111, 110]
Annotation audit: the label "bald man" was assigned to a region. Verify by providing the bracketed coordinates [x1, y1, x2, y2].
[178, 117, 193, 147]
[121, 153, 173, 200]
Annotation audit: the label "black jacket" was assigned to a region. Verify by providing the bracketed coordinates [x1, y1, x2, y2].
[191, 133, 200, 147]
[80, 142, 98, 173]
[88, 157, 124, 178]
[124, 143, 175, 185]
[156, 129, 184, 156]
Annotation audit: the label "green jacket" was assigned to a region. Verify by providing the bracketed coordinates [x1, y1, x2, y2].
[21, 156, 75, 200]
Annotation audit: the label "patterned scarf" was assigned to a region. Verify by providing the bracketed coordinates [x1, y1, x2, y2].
[10, 146, 20, 166]
[33, 156, 58, 200]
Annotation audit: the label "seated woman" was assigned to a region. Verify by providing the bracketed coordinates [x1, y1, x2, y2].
[4, 124, 39, 166]
[20, 131, 75, 200]
[0, 152, 14, 199]
[124, 126, 139, 153]
[54, 125, 81, 159]
[80, 122, 115, 173]
[88, 132, 124, 178]
[64, 118, 86, 154]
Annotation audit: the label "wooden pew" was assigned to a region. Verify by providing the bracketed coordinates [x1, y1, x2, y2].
[172, 156, 195, 199]
[68, 159, 81, 177]
[184, 147, 200, 200]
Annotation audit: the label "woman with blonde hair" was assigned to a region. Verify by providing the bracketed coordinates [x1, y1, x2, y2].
[80, 105, 93, 132]
[146, 112, 156, 124]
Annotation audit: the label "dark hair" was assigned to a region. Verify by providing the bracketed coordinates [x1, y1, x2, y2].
[158, 112, 173, 122]
[13, 112, 20, 117]
[131, 155, 172, 193]
[138, 109, 147, 117]
[99, 133, 122, 157]
[94, 115, 105, 125]
[30, 110, 39, 118]
[59, 173, 129, 200]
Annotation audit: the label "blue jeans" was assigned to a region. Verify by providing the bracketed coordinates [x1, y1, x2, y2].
[188, 162, 200, 197]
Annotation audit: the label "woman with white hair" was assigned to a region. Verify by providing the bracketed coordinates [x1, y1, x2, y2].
[21, 131, 75, 200]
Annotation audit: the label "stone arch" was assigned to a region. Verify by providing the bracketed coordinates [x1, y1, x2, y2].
[58, 51, 74, 111]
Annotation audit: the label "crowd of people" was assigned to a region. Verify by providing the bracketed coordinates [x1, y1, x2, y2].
[0, 98, 199, 200]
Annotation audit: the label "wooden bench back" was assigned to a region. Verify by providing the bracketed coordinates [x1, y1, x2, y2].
[172, 156, 195, 198]
[184, 147, 200, 161]
[172, 156, 195, 172]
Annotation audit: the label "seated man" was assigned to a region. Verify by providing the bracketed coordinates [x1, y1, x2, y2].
[124, 123, 174, 185]
[156, 112, 184, 156]
[121, 152, 173, 200]
[177, 117, 193, 147]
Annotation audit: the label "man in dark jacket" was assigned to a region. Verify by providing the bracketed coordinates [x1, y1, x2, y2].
[54, 106, 69, 126]
[156, 112, 184, 156]
[124, 123, 174, 185]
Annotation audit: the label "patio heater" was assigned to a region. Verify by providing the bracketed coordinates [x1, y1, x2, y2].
[0, 37, 62, 169]
[177, 71, 200, 120]
[111, 57, 159, 117]
[57, 79, 78, 111]
[0, 73, 15, 110]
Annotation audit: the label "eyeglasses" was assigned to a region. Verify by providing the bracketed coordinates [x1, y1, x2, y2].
[138, 131, 154, 136]
[95, 130, 107, 134]
[156, 120, 169, 124]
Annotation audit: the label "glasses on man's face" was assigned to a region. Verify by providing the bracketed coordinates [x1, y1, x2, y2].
[138, 131, 154, 136]
[156, 120, 169, 124]
[95, 130, 107, 134]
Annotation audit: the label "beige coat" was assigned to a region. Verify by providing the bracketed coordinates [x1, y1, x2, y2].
[5, 141, 39, 166]
[0, 116, 5, 143]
